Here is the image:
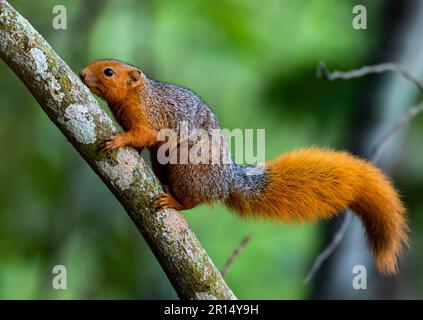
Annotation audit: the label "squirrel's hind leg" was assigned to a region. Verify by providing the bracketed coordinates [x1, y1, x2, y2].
[152, 190, 200, 212]
[152, 192, 191, 212]
[151, 192, 179, 211]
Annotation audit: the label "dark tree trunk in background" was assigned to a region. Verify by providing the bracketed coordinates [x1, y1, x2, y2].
[312, 0, 423, 299]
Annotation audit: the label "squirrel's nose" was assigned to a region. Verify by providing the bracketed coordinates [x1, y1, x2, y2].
[79, 70, 86, 79]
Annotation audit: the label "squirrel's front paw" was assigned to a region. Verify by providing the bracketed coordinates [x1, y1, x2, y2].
[101, 135, 124, 151]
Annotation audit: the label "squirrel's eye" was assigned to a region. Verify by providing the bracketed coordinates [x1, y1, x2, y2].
[103, 68, 114, 77]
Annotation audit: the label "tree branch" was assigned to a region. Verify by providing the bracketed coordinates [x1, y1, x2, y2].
[0, 0, 235, 300]
[317, 61, 423, 91]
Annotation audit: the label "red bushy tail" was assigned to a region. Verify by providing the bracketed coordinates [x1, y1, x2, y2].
[226, 148, 408, 274]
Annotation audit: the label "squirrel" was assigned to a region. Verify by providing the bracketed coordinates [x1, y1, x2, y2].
[80, 59, 408, 275]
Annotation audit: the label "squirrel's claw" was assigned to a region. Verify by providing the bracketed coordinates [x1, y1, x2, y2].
[152, 192, 183, 212]
[152, 193, 169, 211]
[100, 135, 123, 152]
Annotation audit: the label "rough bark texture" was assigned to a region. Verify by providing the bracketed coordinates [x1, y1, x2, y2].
[0, 0, 235, 300]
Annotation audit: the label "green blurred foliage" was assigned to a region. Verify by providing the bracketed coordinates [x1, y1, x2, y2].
[0, 0, 421, 299]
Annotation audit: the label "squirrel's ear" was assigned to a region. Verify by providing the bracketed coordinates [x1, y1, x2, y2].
[128, 69, 142, 87]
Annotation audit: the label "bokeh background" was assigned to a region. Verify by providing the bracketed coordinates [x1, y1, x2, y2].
[1, 0, 422, 299]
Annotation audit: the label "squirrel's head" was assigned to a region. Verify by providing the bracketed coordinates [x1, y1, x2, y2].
[80, 59, 144, 104]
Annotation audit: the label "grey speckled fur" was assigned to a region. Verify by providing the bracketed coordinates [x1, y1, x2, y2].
[141, 77, 267, 208]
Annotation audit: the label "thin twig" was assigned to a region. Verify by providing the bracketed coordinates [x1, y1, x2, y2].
[317, 62, 423, 91]
[221, 235, 253, 278]
[305, 62, 423, 284]
[304, 211, 352, 283]
[370, 102, 423, 162]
